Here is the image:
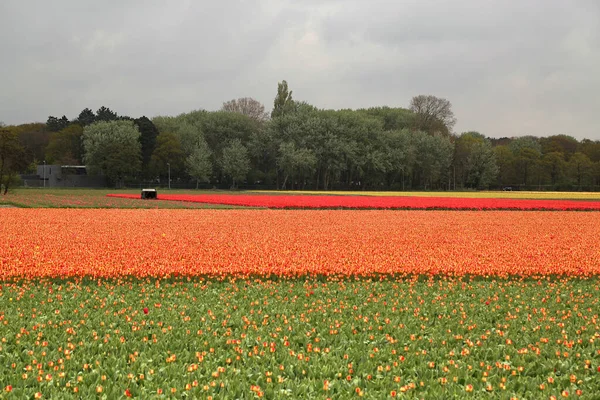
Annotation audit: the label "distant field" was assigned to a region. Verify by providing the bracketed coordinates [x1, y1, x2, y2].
[252, 190, 600, 200]
[3, 188, 600, 208]
[0, 188, 246, 209]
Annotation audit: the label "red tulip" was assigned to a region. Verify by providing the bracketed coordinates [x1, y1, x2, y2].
[109, 192, 600, 210]
[143, 307, 149, 315]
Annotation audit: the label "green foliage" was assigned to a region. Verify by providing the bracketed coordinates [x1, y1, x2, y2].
[76, 108, 96, 126]
[186, 139, 212, 188]
[277, 142, 317, 189]
[82, 121, 142, 187]
[271, 80, 296, 118]
[493, 145, 515, 186]
[509, 136, 542, 156]
[567, 152, 593, 188]
[222, 97, 269, 122]
[202, 112, 259, 158]
[134, 116, 159, 173]
[454, 132, 498, 189]
[357, 107, 414, 131]
[12, 123, 50, 165]
[46, 115, 70, 132]
[542, 152, 566, 185]
[45, 124, 84, 165]
[13, 97, 600, 191]
[412, 131, 454, 189]
[150, 132, 184, 181]
[409, 95, 456, 135]
[95, 106, 118, 122]
[221, 139, 250, 188]
[0, 128, 27, 194]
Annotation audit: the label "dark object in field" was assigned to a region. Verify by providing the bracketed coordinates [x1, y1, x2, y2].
[141, 189, 157, 199]
[503, 186, 513, 191]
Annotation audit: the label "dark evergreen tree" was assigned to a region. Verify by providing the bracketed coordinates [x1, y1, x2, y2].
[134, 116, 159, 173]
[95, 106, 118, 122]
[76, 108, 96, 126]
[46, 115, 70, 132]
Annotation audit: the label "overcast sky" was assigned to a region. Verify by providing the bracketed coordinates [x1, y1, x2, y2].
[1, 0, 599, 139]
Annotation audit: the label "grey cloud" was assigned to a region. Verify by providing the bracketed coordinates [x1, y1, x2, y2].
[1, 0, 599, 139]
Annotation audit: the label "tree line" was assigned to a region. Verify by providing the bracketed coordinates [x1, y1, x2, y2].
[2, 80, 600, 192]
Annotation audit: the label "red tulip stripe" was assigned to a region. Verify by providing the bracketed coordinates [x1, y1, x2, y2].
[108, 193, 600, 210]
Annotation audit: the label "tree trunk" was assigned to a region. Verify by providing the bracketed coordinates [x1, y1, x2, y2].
[281, 174, 288, 190]
[0, 156, 5, 195]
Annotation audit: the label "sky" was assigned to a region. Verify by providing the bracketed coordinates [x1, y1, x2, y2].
[1, 0, 599, 139]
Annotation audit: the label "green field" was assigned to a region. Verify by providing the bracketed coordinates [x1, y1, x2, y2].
[1, 277, 599, 399]
[0, 189, 244, 209]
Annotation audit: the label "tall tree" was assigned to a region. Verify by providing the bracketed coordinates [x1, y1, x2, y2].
[95, 106, 118, 122]
[454, 132, 497, 189]
[221, 139, 250, 188]
[134, 116, 159, 174]
[271, 80, 296, 118]
[579, 139, 600, 163]
[509, 136, 541, 185]
[409, 95, 456, 134]
[0, 128, 27, 194]
[222, 97, 269, 123]
[412, 131, 454, 189]
[82, 121, 141, 187]
[46, 116, 70, 132]
[186, 139, 212, 189]
[465, 140, 498, 189]
[13, 123, 50, 165]
[276, 142, 317, 189]
[539, 135, 578, 160]
[149, 132, 184, 183]
[45, 124, 84, 165]
[541, 152, 566, 185]
[568, 152, 593, 188]
[493, 145, 515, 187]
[515, 148, 541, 185]
[76, 108, 96, 126]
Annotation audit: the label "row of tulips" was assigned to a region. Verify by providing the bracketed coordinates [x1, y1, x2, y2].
[2, 209, 599, 279]
[109, 193, 600, 210]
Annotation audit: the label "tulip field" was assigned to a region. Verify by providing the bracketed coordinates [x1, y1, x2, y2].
[109, 192, 600, 210]
[1, 191, 600, 399]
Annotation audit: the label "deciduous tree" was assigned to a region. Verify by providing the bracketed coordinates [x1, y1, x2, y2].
[271, 80, 296, 118]
[82, 121, 141, 187]
[45, 124, 84, 165]
[186, 139, 212, 189]
[568, 152, 593, 188]
[222, 97, 269, 123]
[409, 95, 456, 134]
[221, 139, 250, 189]
[0, 128, 27, 194]
[149, 132, 184, 183]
